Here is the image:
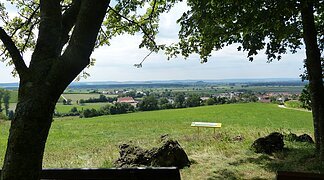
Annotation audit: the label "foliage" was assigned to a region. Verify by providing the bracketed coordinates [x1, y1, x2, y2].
[158, 97, 173, 109]
[79, 95, 116, 104]
[174, 93, 185, 108]
[80, 108, 101, 118]
[185, 94, 201, 107]
[138, 95, 159, 111]
[107, 102, 135, 115]
[79, 102, 135, 118]
[165, 1, 324, 62]
[205, 97, 215, 105]
[284, 100, 303, 109]
[0, 89, 10, 117]
[299, 84, 312, 110]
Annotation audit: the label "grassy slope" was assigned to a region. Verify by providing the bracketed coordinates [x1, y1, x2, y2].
[0, 103, 316, 179]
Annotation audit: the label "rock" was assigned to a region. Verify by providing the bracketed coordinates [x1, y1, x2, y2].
[297, 134, 314, 143]
[115, 144, 151, 168]
[232, 135, 244, 142]
[115, 139, 190, 169]
[284, 133, 314, 143]
[251, 132, 284, 154]
[151, 140, 191, 169]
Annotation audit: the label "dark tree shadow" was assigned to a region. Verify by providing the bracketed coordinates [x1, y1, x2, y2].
[207, 143, 324, 179]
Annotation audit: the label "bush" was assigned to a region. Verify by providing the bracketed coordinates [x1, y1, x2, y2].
[138, 95, 159, 111]
[80, 108, 101, 118]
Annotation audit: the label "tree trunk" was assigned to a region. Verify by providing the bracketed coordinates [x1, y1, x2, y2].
[0, 1, 109, 179]
[300, 1, 324, 160]
[0, 81, 61, 180]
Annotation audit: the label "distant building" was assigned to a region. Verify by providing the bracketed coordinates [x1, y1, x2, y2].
[116, 97, 138, 106]
[258, 95, 271, 103]
[200, 97, 210, 101]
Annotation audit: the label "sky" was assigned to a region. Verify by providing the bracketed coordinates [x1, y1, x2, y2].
[0, 1, 306, 83]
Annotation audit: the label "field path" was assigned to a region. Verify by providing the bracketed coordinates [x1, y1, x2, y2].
[61, 95, 68, 101]
[278, 105, 311, 112]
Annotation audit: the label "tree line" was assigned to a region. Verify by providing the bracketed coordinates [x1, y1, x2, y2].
[63, 92, 259, 118]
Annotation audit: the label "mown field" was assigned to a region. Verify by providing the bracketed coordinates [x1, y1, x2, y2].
[55, 103, 109, 113]
[0, 103, 318, 179]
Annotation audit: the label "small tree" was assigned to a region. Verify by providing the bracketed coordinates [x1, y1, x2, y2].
[0, 89, 3, 113]
[185, 94, 201, 107]
[138, 95, 159, 111]
[3, 91, 10, 116]
[300, 84, 312, 110]
[159, 97, 173, 109]
[174, 93, 185, 108]
[206, 98, 215, 105]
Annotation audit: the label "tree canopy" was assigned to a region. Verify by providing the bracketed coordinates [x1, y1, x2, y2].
[167, 0, 324, 62]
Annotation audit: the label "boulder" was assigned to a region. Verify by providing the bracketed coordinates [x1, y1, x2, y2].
[115, 139, 190, 169]
[251, 132, 284, 154]
[297, 134, 314, 143]
[115, 144, 151, 168]
[151, 140, 191, 169]
[284, 133, 314, 143]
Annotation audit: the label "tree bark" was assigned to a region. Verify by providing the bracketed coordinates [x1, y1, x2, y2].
[1, 81, 61, 180]
[300, 1, 324, 160]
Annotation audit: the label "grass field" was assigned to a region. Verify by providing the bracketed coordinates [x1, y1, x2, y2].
[55, 103, 110, 113]
[285, 100, 303, 109]
[0, 103, 318, 179]
[62, 94, 118, 104]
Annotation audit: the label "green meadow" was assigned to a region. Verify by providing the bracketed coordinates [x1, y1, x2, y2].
[0, 103, 319, 179]
[55, 103, 109, 113]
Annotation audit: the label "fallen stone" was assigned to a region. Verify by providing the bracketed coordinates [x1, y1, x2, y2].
[115, 139, 190, 169]
[115, 144, 151, 168]
[297, 134, 314, 143]
[151, 140, 191, 169]
[284, 133, 314, 144]
[251, 132, 284, 154]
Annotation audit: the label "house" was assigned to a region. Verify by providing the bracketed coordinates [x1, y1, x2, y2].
[116, 97, 138, 106]
[258, 95, 271, 103]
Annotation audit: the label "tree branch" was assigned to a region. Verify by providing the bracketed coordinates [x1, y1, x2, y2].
[58, 0, 81, 53]
[108, 5, 158, 49]
[10, 5, 40, 38]
[21, 19, 40, 53]
[0, 27, 28, 76]
[30, 0, 62, 63]
[50, 0, 110, 91]
[134, 50, 154, 68]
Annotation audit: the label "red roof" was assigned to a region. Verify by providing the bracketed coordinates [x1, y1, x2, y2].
[117, 97, 135, 103]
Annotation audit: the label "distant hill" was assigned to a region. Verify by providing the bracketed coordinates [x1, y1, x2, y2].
[0, 78, 307, 89]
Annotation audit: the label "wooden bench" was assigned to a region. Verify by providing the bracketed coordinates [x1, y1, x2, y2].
[0, 167, 181, 180]
[191, 122, 222, 135]
[277, 171, 324, 180]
